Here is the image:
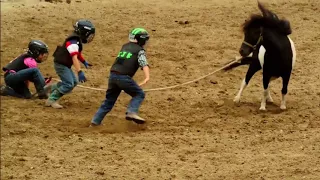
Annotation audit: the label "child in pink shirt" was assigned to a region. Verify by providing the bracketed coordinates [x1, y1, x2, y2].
[1, 40, 50, 99]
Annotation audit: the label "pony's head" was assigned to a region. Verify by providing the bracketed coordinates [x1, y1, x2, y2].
[239, 1, 292, 57]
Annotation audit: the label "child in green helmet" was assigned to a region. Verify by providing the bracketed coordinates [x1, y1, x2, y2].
[90, 28, 150, 126]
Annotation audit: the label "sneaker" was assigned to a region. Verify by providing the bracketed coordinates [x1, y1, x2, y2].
[88, 123, 99, 128]
[125, 113, 146, 124]
[45, 99, 63, 109]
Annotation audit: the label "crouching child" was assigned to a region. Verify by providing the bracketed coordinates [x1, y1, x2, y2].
[1, 40, 50, 99]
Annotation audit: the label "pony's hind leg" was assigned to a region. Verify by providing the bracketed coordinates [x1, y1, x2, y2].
[266, 90, 274, 103]
[234, 62, 261, 103]
[260, 75, 271, 111]
[266, 77, 278, 103]
[280, 73, 291, 110]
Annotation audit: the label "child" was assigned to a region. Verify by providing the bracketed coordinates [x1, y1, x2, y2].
[45, 19, 95, 109]
[90, 27, 150, 126]
[1, 40, 50, 99]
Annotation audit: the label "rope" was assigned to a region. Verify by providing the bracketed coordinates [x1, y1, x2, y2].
[51, 58, 241, 92]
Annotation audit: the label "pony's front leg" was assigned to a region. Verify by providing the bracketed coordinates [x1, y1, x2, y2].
[280, 94, 286, 110]
[234, 62, 261, 104]
[234, 79, 247, 103]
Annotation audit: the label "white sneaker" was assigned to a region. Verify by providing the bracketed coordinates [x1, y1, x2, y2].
[125, 113, 146, 124]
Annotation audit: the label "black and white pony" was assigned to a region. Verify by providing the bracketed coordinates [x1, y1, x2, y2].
[231, 2, 296, 111]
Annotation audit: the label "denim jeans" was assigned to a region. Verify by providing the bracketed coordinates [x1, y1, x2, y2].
[3, 68, 45, 99]
[91, 73, 145, 125]
[54, 62, 78, 94]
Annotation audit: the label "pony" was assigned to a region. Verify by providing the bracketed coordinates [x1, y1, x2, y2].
[232, 1, 296, 111]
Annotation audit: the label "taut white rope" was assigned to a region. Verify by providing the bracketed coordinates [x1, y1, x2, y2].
[51, 58, 240, 92]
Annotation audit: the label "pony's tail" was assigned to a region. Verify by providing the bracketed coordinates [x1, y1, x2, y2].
[280, 19, 292, 35]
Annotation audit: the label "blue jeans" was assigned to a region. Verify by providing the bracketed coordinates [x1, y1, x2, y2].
[91, 73, 145, 125]
[3, 68, 45, 99]
[54, 62, 78, 94]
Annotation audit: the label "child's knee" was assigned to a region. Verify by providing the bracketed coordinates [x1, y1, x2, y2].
[73, 81, 78, 87]
[30, 68, 41, 74]
[63, 82, 76, 93]
[138, 90, 145, 99]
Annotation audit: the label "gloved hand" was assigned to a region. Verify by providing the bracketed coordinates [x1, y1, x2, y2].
[83, 60, 93, 69]
[78, 70, 87, 83]
[44, 77, 52, 84]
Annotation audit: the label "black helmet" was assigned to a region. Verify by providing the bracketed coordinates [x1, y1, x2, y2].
[27, 40, 49, 62]
[73, 19, 95, 44]
[129, 28, 150, 46]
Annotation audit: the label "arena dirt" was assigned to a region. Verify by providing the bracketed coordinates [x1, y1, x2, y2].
[1, 0, 320, 179]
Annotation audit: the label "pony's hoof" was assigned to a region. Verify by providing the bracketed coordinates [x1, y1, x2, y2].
[259, 106, 267, 111]
[280, 105, 287, 110]
[233, 96, 241, 104]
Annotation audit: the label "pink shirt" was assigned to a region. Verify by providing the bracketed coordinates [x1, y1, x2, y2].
[23, 57, 38, 68]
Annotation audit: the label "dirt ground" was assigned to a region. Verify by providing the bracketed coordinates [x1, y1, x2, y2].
[1, 0, 320, 179]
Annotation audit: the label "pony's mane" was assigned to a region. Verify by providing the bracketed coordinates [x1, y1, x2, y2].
[241, 14, 264, 33]
[241, 13, 292, 35]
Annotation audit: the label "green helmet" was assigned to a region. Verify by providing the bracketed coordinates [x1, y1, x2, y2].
[129, 28, 150, 46]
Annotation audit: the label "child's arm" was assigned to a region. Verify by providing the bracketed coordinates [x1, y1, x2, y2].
[139, 66, 150, 86]
[23, 57, 38, 87]
[72, 55, 81, 72]
[78, 53, 92, 68]
[137, 50, 150, 86]
[72, 55, 87, 83]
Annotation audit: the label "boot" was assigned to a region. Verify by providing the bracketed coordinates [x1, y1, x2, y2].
[125, 112, 146, 124]
[0, 85, 6, 95]
[45, 89, 63, 109]
[38, 91, 48, 99]
[44, 83, 58, 95]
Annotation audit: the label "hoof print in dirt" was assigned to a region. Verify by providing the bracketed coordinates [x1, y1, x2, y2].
[210, 80, 218, 84]
[43, 0, 68, 3]
[175, 20, 190, 25]
[95, 171, 105, 176]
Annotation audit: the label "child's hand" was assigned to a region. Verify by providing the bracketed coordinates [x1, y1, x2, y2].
[139, 78, 149, 86]
[140, 66, 150, 86]
[78, 70, 87, 83]
[83, 61, 93, 69]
